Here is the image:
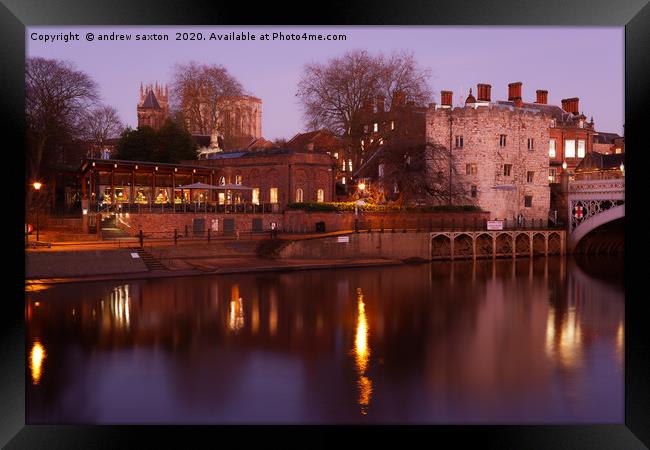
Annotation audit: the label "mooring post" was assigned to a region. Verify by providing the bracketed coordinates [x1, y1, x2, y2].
[139, 229, 144, 248]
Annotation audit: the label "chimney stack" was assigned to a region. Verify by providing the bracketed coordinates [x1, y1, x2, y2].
[362, 97, 373, 113]
[477, 83, 492, 102]
[441, 90, 453, 107]
[376, 95, 385, 113]
[536, 90, 548, 105]
[392, 90, 406, 109]
[561, 97, 580, 114]
[508, 82, 523, 102]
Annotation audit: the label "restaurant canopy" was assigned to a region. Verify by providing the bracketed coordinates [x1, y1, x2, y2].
[176, 182, 252, 190]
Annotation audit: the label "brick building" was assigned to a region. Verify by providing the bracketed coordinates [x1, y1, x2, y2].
[286, 129, 347, 185]
[426, 87, 552, 221]
[188, 147, 337, 210]
[593, 131, 625, 155]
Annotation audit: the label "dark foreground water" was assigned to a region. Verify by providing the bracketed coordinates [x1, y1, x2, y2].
[26, 256, 623, 424]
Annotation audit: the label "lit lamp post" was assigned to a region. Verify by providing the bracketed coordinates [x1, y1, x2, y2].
[355, 182, 366, 232]
[32, 182, 42, 242]
[620, 163, 625, 176]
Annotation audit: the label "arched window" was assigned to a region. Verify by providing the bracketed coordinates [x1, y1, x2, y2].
[295, 188, 304, 203]
[317, 189, 324, 203]
[219, 176, 226, 186]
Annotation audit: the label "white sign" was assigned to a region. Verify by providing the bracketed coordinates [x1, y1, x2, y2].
[337, 236, 350, 243]
[130, 253, 140, 258]
[487, 220, 503, 231]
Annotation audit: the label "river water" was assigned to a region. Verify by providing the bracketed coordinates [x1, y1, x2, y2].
[26, 256, 624, 424]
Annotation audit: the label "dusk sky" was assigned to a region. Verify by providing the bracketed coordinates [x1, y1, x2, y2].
[27, 26, 624, 139]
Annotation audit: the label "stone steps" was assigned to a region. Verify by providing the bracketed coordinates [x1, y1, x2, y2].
[137, 249, 168, 271]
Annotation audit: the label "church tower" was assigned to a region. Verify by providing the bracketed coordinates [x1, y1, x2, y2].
[137, 81, 169, 130]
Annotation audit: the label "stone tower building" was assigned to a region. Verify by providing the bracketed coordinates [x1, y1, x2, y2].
[215, 95, 263, 150]
[426, 88, 551, 221]
[137, 82, 169, 130]
[183, 94, 262, 151]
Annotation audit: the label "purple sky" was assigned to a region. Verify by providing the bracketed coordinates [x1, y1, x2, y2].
[27, 26, 624, 139]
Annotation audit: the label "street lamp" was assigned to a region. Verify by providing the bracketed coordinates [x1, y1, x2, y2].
[620, 163, 625, 175]
[32, 182, 42, 242]
[562, 161, 568, 171]
[358, 182, 366, 192]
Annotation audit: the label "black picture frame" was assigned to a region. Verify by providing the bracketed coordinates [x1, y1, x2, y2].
[3, 0, 649, 447]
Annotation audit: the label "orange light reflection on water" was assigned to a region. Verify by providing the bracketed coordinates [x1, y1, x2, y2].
[354, 288, 372, 414]
[30, 341, 46, 385]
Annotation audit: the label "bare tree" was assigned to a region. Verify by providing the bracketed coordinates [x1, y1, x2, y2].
[361, 142, 469, 207]
[296, 49, 433, 169]
[170, 62, 243, 136]
[26, 57, 99, 205]
[79, 105, 124, 158]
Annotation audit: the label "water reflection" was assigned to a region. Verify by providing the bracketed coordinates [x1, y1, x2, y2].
[545, 306, 583, 369]
[353, 288, 372, 414]
[30, 341, 46, 385]
[228, 284, 244, 332]
[25, 256, 623, 424]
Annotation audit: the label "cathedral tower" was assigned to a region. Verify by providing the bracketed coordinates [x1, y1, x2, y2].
[137, 81, 169, 130]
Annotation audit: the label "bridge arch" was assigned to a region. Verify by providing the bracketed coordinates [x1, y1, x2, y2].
[569, 204, 625, 251]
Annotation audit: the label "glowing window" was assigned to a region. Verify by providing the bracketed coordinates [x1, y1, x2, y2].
[565, 139, 576, 158]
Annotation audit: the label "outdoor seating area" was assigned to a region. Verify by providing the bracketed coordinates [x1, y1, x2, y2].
[80, 158, 280, 214]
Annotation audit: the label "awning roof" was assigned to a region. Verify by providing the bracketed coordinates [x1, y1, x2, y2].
[176, 182, 252, 190]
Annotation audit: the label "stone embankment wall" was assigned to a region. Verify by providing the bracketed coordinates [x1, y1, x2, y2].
[115, 213, 284, 237]
[278, 232, 431, 260]
[112, 211, 490, 236]
[283, 210, 490, 233]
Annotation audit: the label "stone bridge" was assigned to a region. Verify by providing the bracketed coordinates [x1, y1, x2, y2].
[567, 178, 625, 251]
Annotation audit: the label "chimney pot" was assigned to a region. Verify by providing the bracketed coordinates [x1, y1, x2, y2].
[536, 90, 548, 105]
[561, 97, 580, 114]
[508, 82, 523, 102]
[441, 90, 453, 107]
[477, 83, 492, 102]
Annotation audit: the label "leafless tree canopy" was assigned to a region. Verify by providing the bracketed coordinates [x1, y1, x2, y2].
[368, 143, 469, 207]
[296, 50, 433, 136]
[26, 57, 99, 182]
[170, 62, 243, 135]
[79, 105, 125, 151]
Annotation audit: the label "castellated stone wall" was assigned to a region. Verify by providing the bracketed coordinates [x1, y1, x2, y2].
[426, 105, 551, 221]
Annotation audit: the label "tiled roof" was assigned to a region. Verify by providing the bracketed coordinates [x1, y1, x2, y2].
[593, 132, 622, 144]
[575, 152, 624, 171]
